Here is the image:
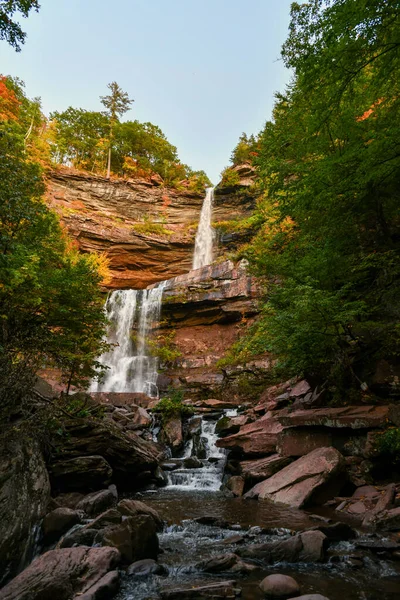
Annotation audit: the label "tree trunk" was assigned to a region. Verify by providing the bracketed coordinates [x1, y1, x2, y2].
[106, 147, 111, 179]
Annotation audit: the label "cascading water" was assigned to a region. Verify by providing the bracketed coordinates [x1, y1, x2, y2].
[192, 187, 215, 269]
[166, 413, 231, 491]
[90, 281, 166, 397]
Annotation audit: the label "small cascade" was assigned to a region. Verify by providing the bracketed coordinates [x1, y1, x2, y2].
[90, 281, 166, 396]
[192, 187, 215, 269]
[166, 414, 227, 491]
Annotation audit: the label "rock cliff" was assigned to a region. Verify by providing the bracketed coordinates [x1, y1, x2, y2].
[46, 168, 256, 289]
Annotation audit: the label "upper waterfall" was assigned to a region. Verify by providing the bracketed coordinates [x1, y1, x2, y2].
[90, 282, 166, 397]
[192, 187, 215, 269]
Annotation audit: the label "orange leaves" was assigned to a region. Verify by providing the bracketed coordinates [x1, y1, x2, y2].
[0, 76, 20, 121]
[356, 98, 384, 122]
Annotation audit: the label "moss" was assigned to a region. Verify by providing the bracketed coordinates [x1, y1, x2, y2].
[373, 427, 400, 461]
[132, 222, 173, 237]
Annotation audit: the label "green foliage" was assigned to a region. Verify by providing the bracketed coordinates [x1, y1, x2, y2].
[154, 389, 193, 422]
[230, 132, 258, 166]
[374, 428, 400, 461]
[220, 167, 241, 188]
[132, 219, 173, 237]
[187, 170, 212, 194]
[148, 332, 182, 366]
[0, 1, 40, 51]
[239, 0, 400, 391]
[0, 123, 110, 420]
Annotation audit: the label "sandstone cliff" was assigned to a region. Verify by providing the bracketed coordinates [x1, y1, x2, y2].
[46, 168, 256, 289]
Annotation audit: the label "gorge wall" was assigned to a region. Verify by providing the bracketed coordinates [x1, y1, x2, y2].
[46, 168, 256, 289]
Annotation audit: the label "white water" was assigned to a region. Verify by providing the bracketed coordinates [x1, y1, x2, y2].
[192, 187, 215, 269]
[167, 415, 227, 491]
[90, 281, 166, 396]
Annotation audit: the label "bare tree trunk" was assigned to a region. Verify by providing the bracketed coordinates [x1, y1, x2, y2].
[106, 147, 111, 179]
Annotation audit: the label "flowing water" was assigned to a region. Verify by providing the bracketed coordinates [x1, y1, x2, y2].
[90, 281, 166, 396]
[116, 414, 400, 600]
[192, 187, 215, 269]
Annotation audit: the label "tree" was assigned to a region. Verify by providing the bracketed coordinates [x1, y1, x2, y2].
[100, 81, 133, 178]
[239, 0, 400, 395]
[0, 0, 40, 51]
[0, 124, 109, 421]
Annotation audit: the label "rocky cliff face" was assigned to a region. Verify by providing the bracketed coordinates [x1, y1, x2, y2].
[46, 169, 256, 289]
[154, 260, 270, 400]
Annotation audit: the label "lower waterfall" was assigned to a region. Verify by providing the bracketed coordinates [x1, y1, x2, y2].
[90, 281, 166, 396]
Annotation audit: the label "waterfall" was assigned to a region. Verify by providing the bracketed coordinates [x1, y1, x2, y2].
[90, 281, 166, 397]
[192, 187, 215, 269]
[166, 414, 228, 491]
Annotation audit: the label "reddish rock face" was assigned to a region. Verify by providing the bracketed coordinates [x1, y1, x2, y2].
[277, 428, 333, 458]
[240, 454, 292, 482]
[244, 447, 345, 508]
[276, 405, 391, 429]
[216, 413, 283, 457]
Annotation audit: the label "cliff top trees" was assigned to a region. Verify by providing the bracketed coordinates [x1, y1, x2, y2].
[235, 0, 400, 394]
[0, 0, 40, 50]
[100, 81, 134, 178]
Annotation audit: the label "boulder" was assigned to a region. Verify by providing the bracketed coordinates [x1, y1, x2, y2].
[259, 574, 300, 598]
[277, 428, 333, 458]
[374, 507, 400, 531]
[239, 536, 303, 563]
[76, 489, 116, 516]
[216, 415, 249, 437]
[0, 433, 50, 586]
[49, 455, 113, 492]
[133, 406, 152, 428]
[88, 508, 122, 530]
[0, 546, 120, 600]
[42, 508, 81, 545]
[100, 514, 158, 564]
[162, 417, 183, 451]
[183, 456, 203, 469]
[126, 558, 167, 577]
[198, 553, 238, 572]
[160, 580, 241, 599]
[117, 499, 164, 531]
[49, 417, 160, 489]
[240, 455, 292, 482]
[244, 447, 345, 508]
[298, 531, 327, 562]
[216, 413, 283, 457]
[225, 476, 245, 497]
[192, 434, 208, 459]
[78, 570, 119, 600]
[58, 528, 98, 549]
[53, 492, 85, 509]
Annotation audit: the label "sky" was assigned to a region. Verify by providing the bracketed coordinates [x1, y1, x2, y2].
[1, 0, 294, 183]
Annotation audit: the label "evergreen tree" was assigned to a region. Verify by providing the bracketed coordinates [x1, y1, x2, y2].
[100, 81, 133, 178]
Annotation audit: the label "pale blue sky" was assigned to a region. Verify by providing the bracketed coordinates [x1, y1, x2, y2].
[1, 0, 294, 183]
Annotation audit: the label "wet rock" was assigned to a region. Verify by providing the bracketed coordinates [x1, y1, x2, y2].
[42, 508, 81, 545]
[49, 455, 113, 492]
[162, 417, 183, 452]
[198, 553, 238, 572]
[154, 467, 169, 487]
[58, 527, 97, 549]
[0, 433, 50, 586]
[133, 406, 152, 428]
[183, 456, 203, 469]
[298, 531, 327, 562]
[194, 516, 229, 528]
[289, 380, 312, 398]
[192, 434, 208, 459]
[239, 535, 303, 563]
[240, 455, 292, 482]
[225, 476, 245, 497]
[259, 574, 300, 598]
[355, 539, 400, 552]
[244, 447, 345, 508]
[76, 489, 116, 517]
[160, 580, 241, 599]
[100, 514, 158, 564]
[161, 461, 181, 471]
[0, 546, 120, 600]
[117, 499, 164, 531]
[126, 558, 167, 577]
[216, 415, 249, 437]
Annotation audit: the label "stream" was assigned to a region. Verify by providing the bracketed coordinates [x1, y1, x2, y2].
[116, 415, 400, 600]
